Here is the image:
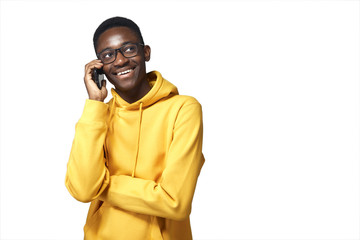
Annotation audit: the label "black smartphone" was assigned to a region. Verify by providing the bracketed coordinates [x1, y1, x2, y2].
[92, 68, 105, 89]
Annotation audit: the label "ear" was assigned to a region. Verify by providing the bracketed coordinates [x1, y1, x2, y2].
[144, 45, 151, 62]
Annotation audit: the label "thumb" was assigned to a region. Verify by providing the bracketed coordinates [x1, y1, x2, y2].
[101, 80, 108, 98]
[101, 79, 106, 88]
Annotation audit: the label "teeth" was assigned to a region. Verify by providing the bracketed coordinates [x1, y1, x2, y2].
[117, 69, 132, 75]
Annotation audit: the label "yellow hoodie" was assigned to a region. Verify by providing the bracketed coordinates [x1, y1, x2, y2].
[65, 71, 204, 240]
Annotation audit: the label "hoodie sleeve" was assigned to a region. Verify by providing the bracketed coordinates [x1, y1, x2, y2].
[65, 99, 110, 203]
[99, 101, 204, 221]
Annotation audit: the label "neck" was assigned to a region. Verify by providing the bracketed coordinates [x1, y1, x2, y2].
[115, 80, 151, 104]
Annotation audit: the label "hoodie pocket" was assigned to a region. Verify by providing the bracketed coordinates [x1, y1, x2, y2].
[84, 203, 104, 234]
[150, 216, 165, 240]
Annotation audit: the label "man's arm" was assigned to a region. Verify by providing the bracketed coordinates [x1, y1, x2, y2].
[65, 99, 110, 202]
[99, 101, 205, 220]
[65, 60, 110, 202]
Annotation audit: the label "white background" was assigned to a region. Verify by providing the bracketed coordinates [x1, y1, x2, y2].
[0, 0, 359, 239]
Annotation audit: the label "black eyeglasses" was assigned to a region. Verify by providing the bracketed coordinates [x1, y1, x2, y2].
[97, 43, 144, 64]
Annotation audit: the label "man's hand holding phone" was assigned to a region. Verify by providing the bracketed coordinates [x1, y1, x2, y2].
[84, 59, 107, 102]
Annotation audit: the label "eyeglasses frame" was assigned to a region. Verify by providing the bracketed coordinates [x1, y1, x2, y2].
[96, 42, 145, 64]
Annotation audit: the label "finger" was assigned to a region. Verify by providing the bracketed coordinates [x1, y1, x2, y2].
[84, 63, 104, 82]
[85, 60, 103, 72]
[85, 63, 103, 74]
[101, 80, 106, 88]
[101, 81, 108, 98]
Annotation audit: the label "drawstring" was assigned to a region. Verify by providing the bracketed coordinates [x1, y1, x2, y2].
[132, 102, 143, 177]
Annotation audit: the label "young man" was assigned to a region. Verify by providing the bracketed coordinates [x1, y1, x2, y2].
[65, 17, 205, 239]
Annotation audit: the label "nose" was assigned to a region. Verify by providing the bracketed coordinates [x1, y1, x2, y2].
[113, 49, 129, 66]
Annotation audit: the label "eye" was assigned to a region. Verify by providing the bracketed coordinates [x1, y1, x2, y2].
[102, 51, 114, 59]
[123, 45, 136, 53]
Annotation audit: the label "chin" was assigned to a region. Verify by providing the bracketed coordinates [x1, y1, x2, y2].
[112, 78, 139, 93]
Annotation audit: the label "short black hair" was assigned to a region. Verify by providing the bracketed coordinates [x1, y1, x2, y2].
[93, 16, 144, 52]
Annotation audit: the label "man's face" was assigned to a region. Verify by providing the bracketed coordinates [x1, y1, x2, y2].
[96, 27, 150, 94]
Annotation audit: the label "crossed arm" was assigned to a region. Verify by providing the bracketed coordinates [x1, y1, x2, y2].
[65, 100, 204, 220]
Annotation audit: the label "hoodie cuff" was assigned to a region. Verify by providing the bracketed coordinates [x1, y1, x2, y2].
[79, 99, 109, 123]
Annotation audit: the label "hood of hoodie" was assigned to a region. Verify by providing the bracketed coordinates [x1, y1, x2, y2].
[109, 71, 179, 110]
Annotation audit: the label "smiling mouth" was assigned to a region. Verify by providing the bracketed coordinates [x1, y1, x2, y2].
[115, 67, 135, 76]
